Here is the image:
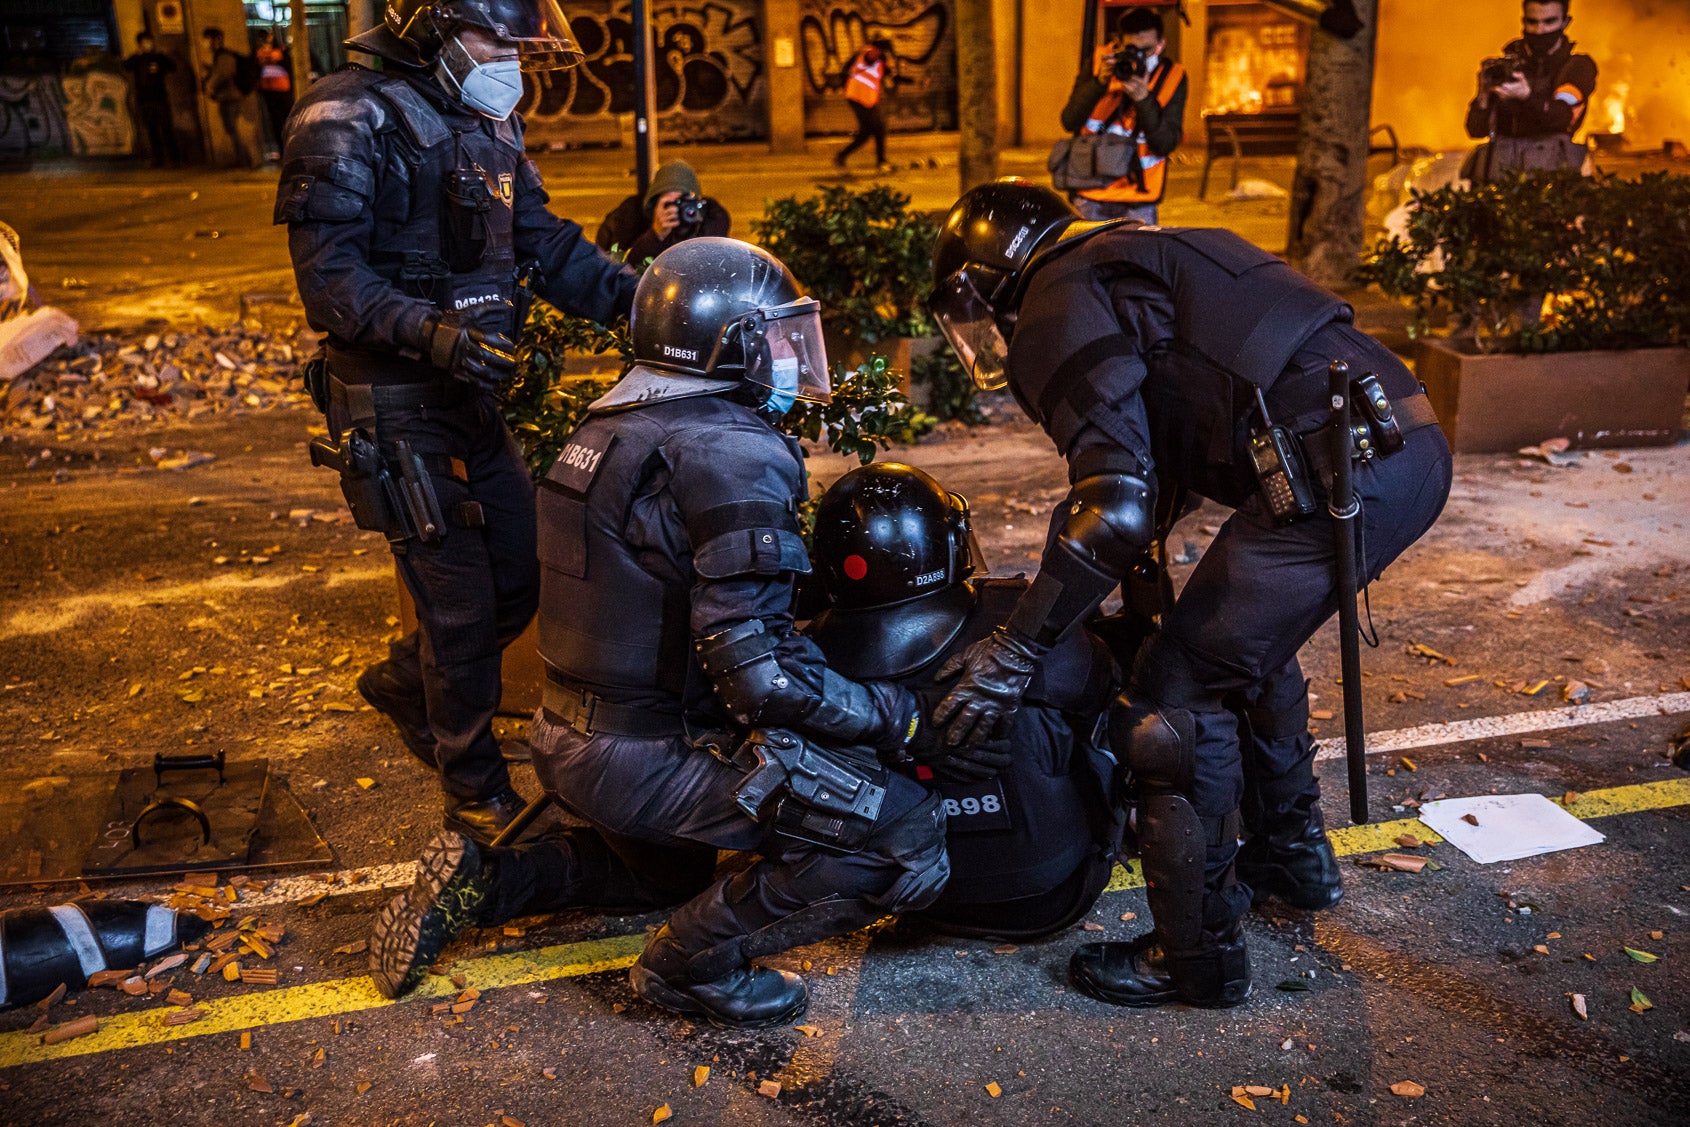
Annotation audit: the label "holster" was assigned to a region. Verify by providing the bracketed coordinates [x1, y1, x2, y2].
[728, 729, 888, 854]
[308, 429, 413, 542]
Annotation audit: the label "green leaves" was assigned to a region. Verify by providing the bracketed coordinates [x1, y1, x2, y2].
[1359, 170, 1690, 354]
[1622, 946, 1660, 964]
[751, 185, 943, 343]
[783, 355, 936, 466]
[1629, 986, 1653, 1012]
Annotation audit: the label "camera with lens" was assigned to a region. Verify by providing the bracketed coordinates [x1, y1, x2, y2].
[675, 193, 704, 227]
[1480, 52, 1525, 88]
[1111, 44, 1148, 82]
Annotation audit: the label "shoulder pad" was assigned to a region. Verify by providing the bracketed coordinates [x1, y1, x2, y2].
[371, 77, 452, 150]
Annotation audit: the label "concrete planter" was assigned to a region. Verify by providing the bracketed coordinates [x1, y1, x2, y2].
[1414, 337, 1688, 453]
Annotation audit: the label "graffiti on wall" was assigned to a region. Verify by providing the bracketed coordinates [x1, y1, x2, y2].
[518, 1, 766, 145]
[62, 69, 135, 157]
[0, 76, 72, 160]
[799, 0, 956, 135]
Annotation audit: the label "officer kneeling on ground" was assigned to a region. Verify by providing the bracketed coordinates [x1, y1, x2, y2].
[369, 238, 949, 1028]
[276, 0, 638, 843]
[807, 463, 1122, 939]
[927, 181, 1452, 1008]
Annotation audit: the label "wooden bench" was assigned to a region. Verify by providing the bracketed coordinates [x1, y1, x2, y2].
[1199, 108, 1400, 198]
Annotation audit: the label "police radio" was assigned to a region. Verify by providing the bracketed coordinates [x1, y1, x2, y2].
[1247, 386, 1318, 525]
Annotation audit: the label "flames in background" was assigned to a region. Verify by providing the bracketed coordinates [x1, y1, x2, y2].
[1369, 0, 1689, 152]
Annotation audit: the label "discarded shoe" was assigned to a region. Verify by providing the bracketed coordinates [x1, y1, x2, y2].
[369, 831, 493, 1000]
[630, 925, 808, 1029]
[1070, 930, 1251, 1009]
[357, 659, 437, 770]
[444, 785, 527, 845]
[1, 901, 208, 1008]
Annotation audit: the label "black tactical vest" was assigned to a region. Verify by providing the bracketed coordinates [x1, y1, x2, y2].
[537, 394, 807, 706]
[1010, 226, 1352, 505]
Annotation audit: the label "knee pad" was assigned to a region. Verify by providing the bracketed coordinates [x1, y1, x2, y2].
[1108, 694, 1196, 794]
[867, 789, 951, 914]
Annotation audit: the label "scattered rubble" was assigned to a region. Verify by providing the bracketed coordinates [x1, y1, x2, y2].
[2, 320, 315, 435]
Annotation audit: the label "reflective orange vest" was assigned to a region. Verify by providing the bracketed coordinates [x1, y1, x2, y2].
[1078, 60, 1184, 205]
[846, 49, 887, 109]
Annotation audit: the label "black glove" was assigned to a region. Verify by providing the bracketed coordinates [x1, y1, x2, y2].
[913, 727, 1014, 783]
[427, 313, 516, 390]
[931, 628, 1042, 749]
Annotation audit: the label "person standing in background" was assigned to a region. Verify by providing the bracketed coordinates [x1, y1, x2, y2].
[200, 27, 255, 169]
[834, 36, 906, 176]
[255, 29, 294, 163]
[124, 31, 180, 167]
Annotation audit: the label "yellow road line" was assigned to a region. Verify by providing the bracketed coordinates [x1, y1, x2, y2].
[6, 777, 1687, 1069]
[0, 934, 643, 1070]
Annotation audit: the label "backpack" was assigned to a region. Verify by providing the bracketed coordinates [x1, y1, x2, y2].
[233, 52, 260, 95]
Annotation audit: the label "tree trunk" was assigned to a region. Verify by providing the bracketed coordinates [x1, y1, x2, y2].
[291, 0, 311, 98]
[954, 0, 999, 192]
[1285, 0, 1379, 288]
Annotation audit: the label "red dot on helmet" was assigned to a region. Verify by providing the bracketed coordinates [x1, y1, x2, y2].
[843, 554, 868, 581]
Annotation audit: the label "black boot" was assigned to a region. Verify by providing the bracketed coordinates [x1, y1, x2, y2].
[369, 831, 495, 999]
[444, 784, 527, 846]
[1070, 929, 1251, 1009]
[357, 657, 437, 770]
[1237, 818, 1343, 911]
[629, 925, 808, 1030]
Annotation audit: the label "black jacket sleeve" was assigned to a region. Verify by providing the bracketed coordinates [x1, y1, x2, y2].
[623, 197, 734, 267]
[514, 158, 639, 323]
[1061, 73, 1108, 135]
[1134, 67, 1187, 157]
[275, 78, 435, 353]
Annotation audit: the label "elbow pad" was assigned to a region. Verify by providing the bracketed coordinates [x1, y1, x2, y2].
[1006, 472, 1154, 650]
[696, 619, 907, 744]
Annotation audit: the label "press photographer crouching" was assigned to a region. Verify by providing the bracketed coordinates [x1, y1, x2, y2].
[1053, 6, 1188, 225]
[594, 159, 731, 266]
[1464, 0, 1597, 182]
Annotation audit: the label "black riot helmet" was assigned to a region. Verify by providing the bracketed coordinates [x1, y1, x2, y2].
[627, 237, 831, 410]
[813, 462, 981, 610]
[929, 178, 1130, 390]
[377, 0, 583, 69]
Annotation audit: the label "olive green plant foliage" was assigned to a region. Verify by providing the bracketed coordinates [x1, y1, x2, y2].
[501, 305, 932, 480]
[752, 185, 942, 344]
[1360, 171, 1690, 353]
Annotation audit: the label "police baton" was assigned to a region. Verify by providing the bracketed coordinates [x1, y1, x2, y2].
[1326, 360, 1369, 825]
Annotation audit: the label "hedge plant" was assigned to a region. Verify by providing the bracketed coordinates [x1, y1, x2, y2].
[1360, 170, 1690, 353]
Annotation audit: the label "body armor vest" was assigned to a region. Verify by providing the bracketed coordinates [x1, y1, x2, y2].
[536, 395, 804, 705]
[1009, 226, 1352, 505]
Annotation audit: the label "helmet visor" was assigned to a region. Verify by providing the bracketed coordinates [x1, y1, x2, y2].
[445, 0, 583, 69]
[929, 270, 1009, 391]
[738, 297, 833, 405]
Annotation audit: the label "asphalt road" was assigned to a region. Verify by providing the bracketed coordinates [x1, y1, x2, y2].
[1, 400, 1686, 1127]
[1, 147, 1688, 1126]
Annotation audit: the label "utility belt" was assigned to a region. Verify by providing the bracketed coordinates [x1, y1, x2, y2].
[1247, 380, 1439, 526]
[540, 668, 686, 739]
[305, 376, 483, 547]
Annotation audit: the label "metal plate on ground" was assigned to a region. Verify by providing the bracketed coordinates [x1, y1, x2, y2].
[0, 760, 332, 888]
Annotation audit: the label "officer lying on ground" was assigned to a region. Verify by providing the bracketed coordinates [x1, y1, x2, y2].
[927, 181, 1453, 1008]
[276, 0, 638, 844]
[806, 462, 1123, 939]
[369, 239, 949, 1028]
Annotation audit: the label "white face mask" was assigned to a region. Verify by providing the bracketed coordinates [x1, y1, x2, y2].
[437, 35, 524, 120]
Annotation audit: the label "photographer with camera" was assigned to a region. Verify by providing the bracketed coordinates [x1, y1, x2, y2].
[1464, 0, 1596, 182]
[595, 160, 731, 266]
[1056, 6, 1187, 224]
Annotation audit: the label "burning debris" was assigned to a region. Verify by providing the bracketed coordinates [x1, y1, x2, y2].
[1, 320, 316, 436]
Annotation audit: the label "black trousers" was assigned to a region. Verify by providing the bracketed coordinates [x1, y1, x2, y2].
[1134, 326, 1454, 935]
[838, 99, 887, 165]
[137, 101, 178, 166]
[327, 386, 538, 804]
[495, 715, 947, 965]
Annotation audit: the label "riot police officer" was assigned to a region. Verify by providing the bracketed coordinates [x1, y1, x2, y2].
[807, 463, 1120, 939]
[275, 0, 638, 843]
[369, 239, 949, 1027]
[927, 181, 1452, 1008]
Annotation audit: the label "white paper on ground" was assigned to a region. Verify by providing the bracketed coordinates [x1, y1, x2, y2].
[1417, 793, 1605, 864]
